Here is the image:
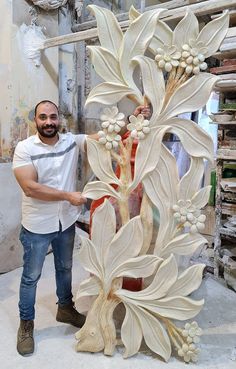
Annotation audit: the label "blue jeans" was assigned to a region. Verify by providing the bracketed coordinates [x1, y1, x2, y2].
[19, 223, 75, 320]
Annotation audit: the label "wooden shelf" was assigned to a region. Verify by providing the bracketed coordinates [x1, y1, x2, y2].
[217, 155, 236, 160]
[222, 202, 236, 216]
[211, 121, 236, 125]
[217, 148, 236, 160]
[210, 65, 236, 74]
[214, 44, 236, 281]
[212, 49, 236, 60]
[220, 226, 236, 237]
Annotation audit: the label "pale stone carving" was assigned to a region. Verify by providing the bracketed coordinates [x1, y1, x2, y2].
[75, 0, 84, 18]
[20, 24, 46, 67]
[75, 5, 229, 363]
[30, 0, 68, 11]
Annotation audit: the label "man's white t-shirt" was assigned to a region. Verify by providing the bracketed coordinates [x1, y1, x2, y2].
[13, 132, 86, 234]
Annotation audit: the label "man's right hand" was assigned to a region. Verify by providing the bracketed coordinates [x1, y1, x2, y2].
[66, 192, 87, 206]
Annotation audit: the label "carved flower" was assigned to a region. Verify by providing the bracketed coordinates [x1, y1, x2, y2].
[180, 42, 208, 75]
[155, 45, 181, 72]
[182, 321, 203, 343]
[178, 342, 201, 363]
[100, 106, 126, 133]
[173, 199, 196, 223]
[98, 130, 121, 150]
[140, 8, 229, 76]
[170, 10, 228, 76]
[173, 199, 206, 233]
[177, 321, 202, 362]
[127, 114, 150, 139]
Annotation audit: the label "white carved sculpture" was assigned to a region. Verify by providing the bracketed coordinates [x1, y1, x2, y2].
[75, 5, 229, 363]
[30, 0, 68, 10]
[75, 0, 84, 18]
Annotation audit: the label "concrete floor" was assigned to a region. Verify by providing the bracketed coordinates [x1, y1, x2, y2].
[0, 248, 236, 369]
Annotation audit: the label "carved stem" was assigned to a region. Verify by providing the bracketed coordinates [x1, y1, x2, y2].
[139, 191, 153, 255]
[163, 67, 189, 109]
[99, 278, 122, 356]
[165, 68, 177, 93]
[118, 197, 130, 225]
[111, 150, 122, 164]
[100, 297, 121, 355]
[127, 94, 144, 105]
[161, 317, 185, 349]
[75, 290, 105, 352]
[117, 138, 133, 225]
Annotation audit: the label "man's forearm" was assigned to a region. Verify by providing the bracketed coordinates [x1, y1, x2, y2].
[23, 180, 86, 206]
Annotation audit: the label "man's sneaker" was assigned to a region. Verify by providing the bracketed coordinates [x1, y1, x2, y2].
[17, 319, 34, 356]
[56, 302, 86, 328]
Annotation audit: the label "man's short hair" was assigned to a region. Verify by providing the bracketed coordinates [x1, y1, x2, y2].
[34, 100, 59, 117]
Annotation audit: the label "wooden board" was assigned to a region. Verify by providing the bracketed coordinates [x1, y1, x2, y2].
[43, 0, 236, 50]
[210, 65, 236, 74]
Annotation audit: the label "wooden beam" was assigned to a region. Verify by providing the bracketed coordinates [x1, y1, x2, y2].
[42, 0, 236, 51]
[161, 0, 236, 22]
[72, 0, 207, 32]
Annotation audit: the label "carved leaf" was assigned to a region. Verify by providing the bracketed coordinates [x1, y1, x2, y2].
[76, 276, 100, 299]
[128, 7, 172, 52]
[130, 305, 171, 362]
[78, 238, 103, 279]
[87, 5, 123, 58]
[143, 144, 178, 253]
[121, 303, 142, 358]
[139, 192, 154, 255]
[197, 11, 229, 57]
[167, 264, 205, 297]
[173, 9, 199, 49]
[75, 276, 101, 313]
[130, 125, 169, 192]
[87, 46, 123, 84]
[119, 293, 204, 320]
[91, 200, 116, 268]
[160, 73, 219, 121]
[128, 5, 140, 22]
[149, 20, 173, 53]
[110, 255, 162, 280]
[86, 138, 121, 186]
[118, 256, 177, 301]
[164, 117, 214, 162]
[120, 9, 164, 89]
[145, 296, 204, 320]
[85, 82, 141, 106]
[161, 233, 207, 259]
[179, 157, 205, 200]
[105, 216, 143, 277]
[83, 181, 121, 200]
[191, 185, 212, 208]
[132, 56, 165, 115]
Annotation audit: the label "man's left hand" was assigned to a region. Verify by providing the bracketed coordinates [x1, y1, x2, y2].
[133, 105, 151, 119]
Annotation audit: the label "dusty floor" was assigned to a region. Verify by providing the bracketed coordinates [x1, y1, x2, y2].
[0, 247, 236, 369]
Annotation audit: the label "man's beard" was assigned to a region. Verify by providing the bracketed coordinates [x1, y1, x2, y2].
[36, 123, 60, 138]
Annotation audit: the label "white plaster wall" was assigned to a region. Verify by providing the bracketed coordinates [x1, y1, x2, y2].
[0, 164, 23, 273]
[0, 0, 59, 271]
[58, 7, 78, 132]
[0, 0, 13, 159]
